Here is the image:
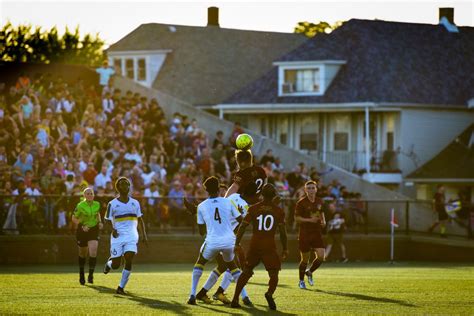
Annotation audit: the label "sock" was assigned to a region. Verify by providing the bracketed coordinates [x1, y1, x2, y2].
[299, 262, 307, 281]
[240, 286, 248, 299]
[268, 271, 279, 294]
[119, 269, 131, 289]
[191, 265, 204, 296]
[220, 270, 232, 291]
[89, 257, 97, 274]
[203, 268, 221, 291]
[78, 256, 86, 274]
[440, 225, 446, 235]
[309, 258, 322, 273]
[106, 260, 113, 269]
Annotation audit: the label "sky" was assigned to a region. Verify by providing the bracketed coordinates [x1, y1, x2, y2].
[1, 0, 473, 46]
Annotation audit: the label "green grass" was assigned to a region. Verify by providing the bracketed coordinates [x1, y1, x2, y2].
[0, 262, 473, 315]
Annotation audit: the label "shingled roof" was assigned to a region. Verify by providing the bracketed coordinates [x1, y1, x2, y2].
[224, 19, 474, 106]
[108, 23, 306, 105]
[406, 124, 474, 181]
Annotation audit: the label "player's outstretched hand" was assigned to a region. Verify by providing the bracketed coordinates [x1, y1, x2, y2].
[183, 198, 197, 216]
[112, 229, 119, 238]
[281, 249, 289, 261]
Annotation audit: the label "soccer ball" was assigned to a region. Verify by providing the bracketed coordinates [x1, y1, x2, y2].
[235, 133, 254, 150]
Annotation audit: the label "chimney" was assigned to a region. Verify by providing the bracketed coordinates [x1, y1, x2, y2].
[439, 7, 454, 24]
[207, 7, 219, 27]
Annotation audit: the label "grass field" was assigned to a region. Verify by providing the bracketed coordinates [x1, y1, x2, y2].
[0, 262, 473, 315]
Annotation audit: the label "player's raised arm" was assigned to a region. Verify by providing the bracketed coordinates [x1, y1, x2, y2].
[225, 182, 239, 198]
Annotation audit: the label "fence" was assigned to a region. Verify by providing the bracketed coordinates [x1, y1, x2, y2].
[0, 195, 472, 238]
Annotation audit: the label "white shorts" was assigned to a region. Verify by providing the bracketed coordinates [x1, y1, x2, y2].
[200, 242, 235, 262]
[110, 236, 138, 258]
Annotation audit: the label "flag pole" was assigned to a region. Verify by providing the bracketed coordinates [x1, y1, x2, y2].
[390, 208, 395, 264]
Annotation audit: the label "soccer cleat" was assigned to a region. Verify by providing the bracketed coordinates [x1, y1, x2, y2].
[230, 300, 241, 308]
[87, 274, 94, 284]
[265, 292, 277, 310]
[305, 270, 314, 286]
[187, 295, 197, 305]
[242, 296, 253, 307]
[116, 286, 126, 295]
[299, 280, 307, 289]
[214, 292, 231, 304]
[196, 292, 213, 304]
[103, 263, 111, 274]
[79, 273, 85, 285]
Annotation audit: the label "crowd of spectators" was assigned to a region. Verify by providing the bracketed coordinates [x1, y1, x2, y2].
[0, 71, 365, 235]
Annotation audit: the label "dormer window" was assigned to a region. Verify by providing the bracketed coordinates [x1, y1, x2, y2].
[275, 60, 346, 97]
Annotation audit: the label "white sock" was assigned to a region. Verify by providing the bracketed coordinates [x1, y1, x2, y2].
[230, 269, 241, 284]
[107, 260, 112, 269]
[241, 286, 248, 299]
[119, 269, 131, 289]
[220, 270, 232, 290]
[191, 267, 203, 296]
[203, 269, 220, 291]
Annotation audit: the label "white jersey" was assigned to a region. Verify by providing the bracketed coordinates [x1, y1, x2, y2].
[105, 197, 142, 242]
[197, 197, 240, 248]
[227, 193, 249, 230]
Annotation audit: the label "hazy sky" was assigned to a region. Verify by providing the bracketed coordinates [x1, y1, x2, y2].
[2, 0, 473, 46]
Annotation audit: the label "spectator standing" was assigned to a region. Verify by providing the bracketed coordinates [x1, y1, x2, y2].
[95, 60, 115, 91]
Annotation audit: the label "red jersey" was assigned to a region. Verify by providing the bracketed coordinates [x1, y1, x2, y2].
[295, 196, 324, 237]
[243, 200, 285, 250]
[233, 166, 267, 196]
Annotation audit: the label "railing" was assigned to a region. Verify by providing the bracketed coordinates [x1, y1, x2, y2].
[0, 195, 472, 238]
[303, 150, 401, 173]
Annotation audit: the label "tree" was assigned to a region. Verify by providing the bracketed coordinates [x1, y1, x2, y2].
[0, 22, 105, 66]
[294, 21, 344, 38]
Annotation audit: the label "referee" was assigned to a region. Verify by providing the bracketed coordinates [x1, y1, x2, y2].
[72, 188, 103, 285]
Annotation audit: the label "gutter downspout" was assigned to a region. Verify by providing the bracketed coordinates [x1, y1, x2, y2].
[365, 106, 371, 177]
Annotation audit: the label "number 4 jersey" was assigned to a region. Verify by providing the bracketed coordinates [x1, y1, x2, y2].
[197, 197, 241, 248]
[244, 200, 285, 250]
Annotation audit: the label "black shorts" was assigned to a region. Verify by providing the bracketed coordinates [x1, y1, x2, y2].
[76, 225, 100, 247]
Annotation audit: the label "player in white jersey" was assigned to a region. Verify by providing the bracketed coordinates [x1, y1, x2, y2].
[103, 177, 147, 295]
[194, 183, 257, 306]
[187, 176, 243, 305]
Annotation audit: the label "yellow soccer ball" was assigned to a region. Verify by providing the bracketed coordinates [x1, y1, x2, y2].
[235, 133, 254, 150]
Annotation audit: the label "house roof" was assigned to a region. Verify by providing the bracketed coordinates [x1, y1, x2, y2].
[108, 23, 306, 105]
[406, 124, 474, 181]
[223, 19, 474, 106]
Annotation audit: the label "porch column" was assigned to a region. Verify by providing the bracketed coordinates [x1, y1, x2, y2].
[365, 106, 371, 175]
[219, 108, 224, 119]
[322, 113, 327, 163]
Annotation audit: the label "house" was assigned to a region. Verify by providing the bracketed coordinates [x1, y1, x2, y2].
[106, 7, 306, 106]
[405, 124, 473, 202]
[215, 8, 474, 189]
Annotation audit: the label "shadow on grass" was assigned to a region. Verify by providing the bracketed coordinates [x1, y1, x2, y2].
[247, 281, 291, 289]
[88, 285, 192, 314]
[315, 289, 416, 307]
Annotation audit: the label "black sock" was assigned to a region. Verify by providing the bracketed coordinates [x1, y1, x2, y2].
[197, 288, 208, 297]
[78, 256, 86, 274]
[309, 258, 322, 273]
[89, 257, 97, 274]
[299, 262, 307, 281]
[215, 286, 225, 295]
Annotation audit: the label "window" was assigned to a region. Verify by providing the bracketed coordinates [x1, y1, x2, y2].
[332, 114, 350, 151]
[299, 115, 319, 151]
[282, 68, 321, 94]
[113, 58, 122, 76]
[138, 58, 146, 81]
[334, 133, 348, 151]
[125, 59, 134, 79]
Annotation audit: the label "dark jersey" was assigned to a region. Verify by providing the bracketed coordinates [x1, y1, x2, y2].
[243, 200, 285, 250]
[233, 165, 267, 197]
[295, 196, 324, 237]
